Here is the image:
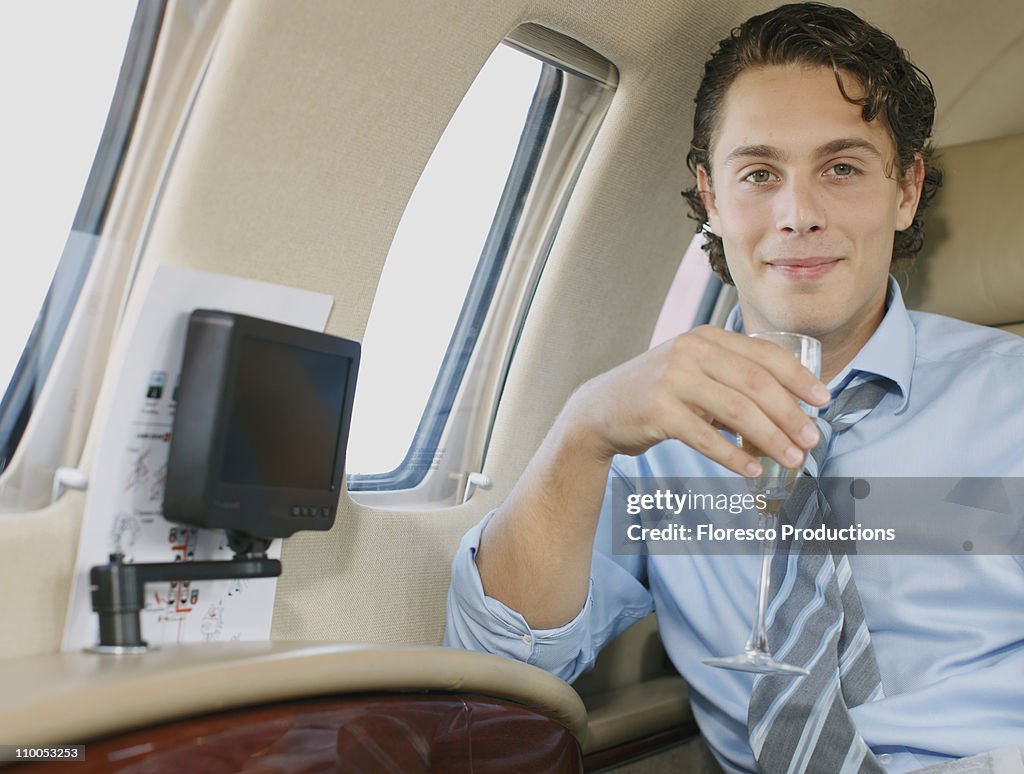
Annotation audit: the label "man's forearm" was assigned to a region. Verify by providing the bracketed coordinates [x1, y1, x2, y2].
[475, 397, 612, 629]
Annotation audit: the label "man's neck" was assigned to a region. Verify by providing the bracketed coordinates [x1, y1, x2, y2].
[817, 301, 886, 384]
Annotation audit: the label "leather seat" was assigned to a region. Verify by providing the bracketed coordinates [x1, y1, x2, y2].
[902, 133, 1024, 336]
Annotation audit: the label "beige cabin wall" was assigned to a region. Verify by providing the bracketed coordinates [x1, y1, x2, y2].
[2, 0, 1022, 657]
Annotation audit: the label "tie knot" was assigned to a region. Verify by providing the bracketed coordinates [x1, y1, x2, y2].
[823, 377, 890, 427]
[805, 377, 891, 476]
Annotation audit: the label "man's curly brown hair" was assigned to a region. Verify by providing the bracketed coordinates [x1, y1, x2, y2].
[681, 2, 943, 285]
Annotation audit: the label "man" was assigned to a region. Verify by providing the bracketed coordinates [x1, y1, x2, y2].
[445, 4, 1024, 772]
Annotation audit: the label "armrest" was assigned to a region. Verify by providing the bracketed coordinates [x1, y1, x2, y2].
[572, 614, 694, 754]
[584, 674, 693, 752]
[0, 642, 589, 746]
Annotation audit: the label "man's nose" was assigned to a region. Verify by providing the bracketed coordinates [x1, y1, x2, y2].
[775, 177, 826, 234]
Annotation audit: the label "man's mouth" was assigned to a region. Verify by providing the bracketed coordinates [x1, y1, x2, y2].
[765, 256, 842, 279]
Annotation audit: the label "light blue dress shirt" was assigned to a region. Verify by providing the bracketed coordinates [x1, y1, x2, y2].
[445, 280, 1024, 773]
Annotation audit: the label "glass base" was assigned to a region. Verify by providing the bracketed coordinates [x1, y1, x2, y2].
[703, 650, 810, 676]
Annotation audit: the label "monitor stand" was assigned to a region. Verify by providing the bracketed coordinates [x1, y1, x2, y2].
[85, 531, 281, 654]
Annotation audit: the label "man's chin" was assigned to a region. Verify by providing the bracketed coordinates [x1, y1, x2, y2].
[740, 303, 837, 338]
[735, 284, 839, 336]
[768, 318, 836, 339]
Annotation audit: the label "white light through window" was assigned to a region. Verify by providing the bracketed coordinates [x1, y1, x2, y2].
[346, 45, 542, 475]
[0, 1, 137, 395]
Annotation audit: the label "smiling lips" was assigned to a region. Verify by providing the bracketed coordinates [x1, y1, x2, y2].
[766, 256, 842, 279]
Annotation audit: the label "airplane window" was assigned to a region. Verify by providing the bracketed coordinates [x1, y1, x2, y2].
[347, 27, 617, 506]
[0, 1, 153, 475]
[346, 45, 542, 479]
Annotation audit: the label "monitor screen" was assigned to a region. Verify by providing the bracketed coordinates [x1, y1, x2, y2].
[222, 337, 350, 491]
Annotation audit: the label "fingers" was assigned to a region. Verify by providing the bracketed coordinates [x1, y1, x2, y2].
[697, 381, 809, 473]
[693, 326, 830, 406]
[668, 411, 764, 477]
[676, 327, 828, 471]
[708, 355, 818, 453]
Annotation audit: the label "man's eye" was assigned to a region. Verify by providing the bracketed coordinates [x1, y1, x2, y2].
[745, 169, 774, 184]
[830, 163, 856, 176]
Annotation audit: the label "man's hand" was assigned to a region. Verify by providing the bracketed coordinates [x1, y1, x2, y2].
[566, 325, 829, 474]
[474, 325, 830, 629]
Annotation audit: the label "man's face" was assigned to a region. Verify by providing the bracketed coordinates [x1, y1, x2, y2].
[699, 64, 923, 348]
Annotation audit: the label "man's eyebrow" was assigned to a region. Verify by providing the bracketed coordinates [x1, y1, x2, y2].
[723, 144, 785, 165]
[815, 138, 883, 159]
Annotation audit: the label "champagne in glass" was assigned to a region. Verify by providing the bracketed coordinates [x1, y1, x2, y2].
[737, 437, 801, 515]
[703, 331, 821, 675]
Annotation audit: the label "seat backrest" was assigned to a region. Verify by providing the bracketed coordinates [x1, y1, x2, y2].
[902, 133, 1024, 336]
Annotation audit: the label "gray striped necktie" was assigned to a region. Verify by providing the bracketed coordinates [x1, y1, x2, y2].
[747, 377, 891, 774]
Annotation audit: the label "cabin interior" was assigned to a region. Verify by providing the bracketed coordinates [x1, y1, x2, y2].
[1, 0, 1022, 771]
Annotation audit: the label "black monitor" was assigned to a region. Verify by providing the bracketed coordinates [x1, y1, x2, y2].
[163, 310, 360, 541]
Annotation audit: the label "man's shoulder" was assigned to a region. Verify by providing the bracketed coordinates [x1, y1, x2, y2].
[909, 309, 1024, 366]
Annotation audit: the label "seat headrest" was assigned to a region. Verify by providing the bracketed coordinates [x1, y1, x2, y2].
[902, 133, 1024, 333]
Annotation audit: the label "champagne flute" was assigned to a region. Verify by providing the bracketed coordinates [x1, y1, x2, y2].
[703, 331, 821, 675]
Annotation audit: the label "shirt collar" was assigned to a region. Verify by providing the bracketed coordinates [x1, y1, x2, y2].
[722, 276, 914, 411]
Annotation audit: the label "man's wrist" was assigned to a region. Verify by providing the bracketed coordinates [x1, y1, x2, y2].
[557, 387, 618, 464]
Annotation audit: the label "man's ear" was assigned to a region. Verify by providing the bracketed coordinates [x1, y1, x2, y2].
[696, 164, 721, 235]
[895, 155, 925, 231]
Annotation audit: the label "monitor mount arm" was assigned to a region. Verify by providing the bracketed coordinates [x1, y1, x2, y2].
[87, 532, 280, 653]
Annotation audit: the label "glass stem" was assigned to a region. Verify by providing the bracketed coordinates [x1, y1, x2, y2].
[748, 513, 774, 653]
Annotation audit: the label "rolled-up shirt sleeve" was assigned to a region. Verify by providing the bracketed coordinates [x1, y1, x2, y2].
[444, 469, 654, 683]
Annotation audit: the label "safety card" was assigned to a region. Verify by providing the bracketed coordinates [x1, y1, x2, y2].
[62, 264, 333, 651]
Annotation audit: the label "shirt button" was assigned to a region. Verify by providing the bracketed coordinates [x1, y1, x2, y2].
[878, 754, 893, 765]
[521, 634, 533, 645]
